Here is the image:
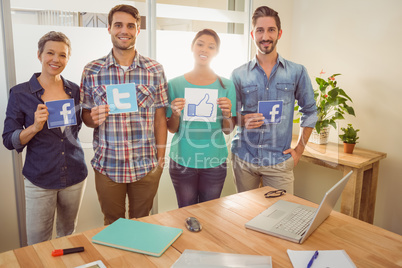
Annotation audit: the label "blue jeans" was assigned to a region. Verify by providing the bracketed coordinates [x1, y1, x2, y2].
[169, 159, 227, 208]
[24, 178, 86, 245]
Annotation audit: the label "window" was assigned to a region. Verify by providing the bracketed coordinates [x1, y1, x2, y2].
[155, 0, 249, 79]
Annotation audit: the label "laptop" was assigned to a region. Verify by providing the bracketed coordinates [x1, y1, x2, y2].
[245, 171, 353, 244]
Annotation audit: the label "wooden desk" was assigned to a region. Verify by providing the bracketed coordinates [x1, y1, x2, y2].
[1, 187, 401, 268]
[291, 135, 387, 223]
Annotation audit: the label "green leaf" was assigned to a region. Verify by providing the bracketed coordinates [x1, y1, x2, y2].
[329, 120, 337, 129]
[335, 97, 347, 105]
[314, 92, 319, 101]
[321, 120, 330, 127]
[339, 124, 359, 143]
[316, 123, 321, 133]
[316, 77, 326, 85]
[328, 88, 339, 98]
[316, 78, 328, 93]
[332, 112, 345, 120]
[337, 88, 352, 102]
[346, 106, 355, 116]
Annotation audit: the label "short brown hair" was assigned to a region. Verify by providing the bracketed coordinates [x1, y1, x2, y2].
[38, 31, 71, 57]
[108, 4, 141, 27]
[252, 6, 281, 31]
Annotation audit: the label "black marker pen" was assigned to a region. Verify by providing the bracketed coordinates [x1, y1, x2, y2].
[52, 246, 84, 256]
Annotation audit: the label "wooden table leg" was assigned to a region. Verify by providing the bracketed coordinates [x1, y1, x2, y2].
[359, 161, 379, 223]
[341, 167, 363, 218]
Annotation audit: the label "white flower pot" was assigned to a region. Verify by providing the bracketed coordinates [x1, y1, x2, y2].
[309, 126, 330, 144]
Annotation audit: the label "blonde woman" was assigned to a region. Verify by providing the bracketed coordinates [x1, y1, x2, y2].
[3, 31, 87, 245]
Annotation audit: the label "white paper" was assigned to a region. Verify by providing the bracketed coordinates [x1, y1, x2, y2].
[287, 249, 356, 268]
[183, 88, 218, 122]
[171, 249, 272, 268]
[75, 260, 107, 268]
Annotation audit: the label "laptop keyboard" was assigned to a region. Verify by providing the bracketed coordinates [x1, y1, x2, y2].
[274, 207, 315, 235]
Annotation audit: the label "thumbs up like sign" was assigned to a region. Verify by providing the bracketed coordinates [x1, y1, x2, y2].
[187, 93, 214, 117]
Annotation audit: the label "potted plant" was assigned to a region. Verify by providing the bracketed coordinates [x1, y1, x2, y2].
[309, 72, 355, 144]
[339, 124, 360, 153]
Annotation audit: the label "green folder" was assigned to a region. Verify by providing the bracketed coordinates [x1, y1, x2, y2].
[92, 218, 183, 257]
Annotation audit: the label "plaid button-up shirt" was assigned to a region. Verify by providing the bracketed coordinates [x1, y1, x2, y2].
[80, 50, 168, 183]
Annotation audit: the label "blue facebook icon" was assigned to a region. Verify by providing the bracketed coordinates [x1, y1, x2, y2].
[46, 99, 77, 129]
[258, 100, 284, 124]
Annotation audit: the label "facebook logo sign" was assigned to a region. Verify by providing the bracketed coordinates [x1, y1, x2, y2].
[46, 99, 77, 129]
[106, 83, 138, 114]
[258, 100, 284, 124]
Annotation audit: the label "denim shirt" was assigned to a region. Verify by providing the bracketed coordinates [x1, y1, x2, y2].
[2, 73, 88, 189]
[230, 54, 317, 166]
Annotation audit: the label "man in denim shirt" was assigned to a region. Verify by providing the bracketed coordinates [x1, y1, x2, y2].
[231, 6, 317, 194]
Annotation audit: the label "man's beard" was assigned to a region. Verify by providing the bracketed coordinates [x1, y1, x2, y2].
[258, 39, 278, 55]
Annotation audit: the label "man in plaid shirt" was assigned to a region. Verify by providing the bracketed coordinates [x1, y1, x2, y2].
[80, 4, 168, 225]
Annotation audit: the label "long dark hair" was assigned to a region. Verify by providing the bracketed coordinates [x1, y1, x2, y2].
[192, 29, 226, 89]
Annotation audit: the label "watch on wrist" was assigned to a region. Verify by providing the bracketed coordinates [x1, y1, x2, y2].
[223, 113, 232, 119]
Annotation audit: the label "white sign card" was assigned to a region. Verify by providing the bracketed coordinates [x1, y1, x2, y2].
[183, 88, 218, 122]
[106, 83, 138, 114]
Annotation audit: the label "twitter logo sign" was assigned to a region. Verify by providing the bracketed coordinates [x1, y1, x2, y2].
[106, 83, 138, 114]
[46, 99, 77, 129]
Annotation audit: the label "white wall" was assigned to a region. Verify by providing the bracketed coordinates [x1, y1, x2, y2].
[293, 0, 402, 235]
[254, 0, 402, 235]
